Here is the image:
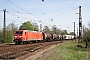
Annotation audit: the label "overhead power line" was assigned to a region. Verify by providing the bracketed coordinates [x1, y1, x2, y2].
[23, 0, 42, 14]
[7, 0, 42, 21]
[67, 0, 73, 9]
[0, 10, 3, 11]
[52, 0, 65, 13]
[7, 0, 29, 13]
[67, 0, 75, 13]
[7, 11, 46, 26]
[52, 7, 78, 18]
[68, 0, 76, 9]
[45, 2, 63, 14]
[7, 11, 37, 22]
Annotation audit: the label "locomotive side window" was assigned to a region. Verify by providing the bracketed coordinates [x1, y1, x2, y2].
[25, 32, 26, 35]
[15, 31, 23, 34]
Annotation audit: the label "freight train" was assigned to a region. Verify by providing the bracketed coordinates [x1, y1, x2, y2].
[13, 30, 74, 44]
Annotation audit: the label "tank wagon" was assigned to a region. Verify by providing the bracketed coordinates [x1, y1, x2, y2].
[13, 30, 62, 44]
[44, 33, 53, 41]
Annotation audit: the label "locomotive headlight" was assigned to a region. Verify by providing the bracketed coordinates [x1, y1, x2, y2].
[14, 36, 17, 38]
[14, 36, 17, 39]
[19, 36, 22, 40]
[19, 36, 22, 38]
[19, 36, 21, 37]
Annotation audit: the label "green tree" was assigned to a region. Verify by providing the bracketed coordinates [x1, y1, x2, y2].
[6, 22, 18, 43]
[69, 32, 74, 35]
[83, 30, 90, 42]
[0, 30, 3, 43]
[83, 30, 90, 48]
[60, 30, 68, 35]
[6, 22, 18, 33]
[52, 25, 57, 34]
[83, 25, 89, 42]
[56, 28, 61, 34]
[43, 26, 50, 33]
[32, 22, 39, 31]
[6, 31, 14, 43]
[19, 21, 34, 30]
[83, 25, 90, 48]
[0, 22, 18, 43]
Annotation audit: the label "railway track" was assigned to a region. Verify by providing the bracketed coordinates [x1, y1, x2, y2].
[0, 41, 62, 60]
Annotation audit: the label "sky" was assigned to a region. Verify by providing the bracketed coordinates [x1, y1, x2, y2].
[0, 0, 90, 34]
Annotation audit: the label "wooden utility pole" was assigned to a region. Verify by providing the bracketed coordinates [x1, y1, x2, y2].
[3, 9, 6, 43]
[78, 6, 82, 42]
[74, 22, 76, 40]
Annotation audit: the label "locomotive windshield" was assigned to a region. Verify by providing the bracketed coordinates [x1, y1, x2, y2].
[15, 31, 23, 34]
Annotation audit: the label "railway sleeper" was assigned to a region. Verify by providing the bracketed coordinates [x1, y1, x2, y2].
[0, 51, 29, 59]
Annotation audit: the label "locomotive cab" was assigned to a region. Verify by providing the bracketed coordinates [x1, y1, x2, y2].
[13, 30, 27, 44]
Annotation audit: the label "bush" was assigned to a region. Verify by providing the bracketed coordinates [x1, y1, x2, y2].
[0, 30, 14, 43]
[83, 30, 90, 42]
[6, 31, 14, 43]
[0, 31, 3, 43]
[83, 30, 90, 48]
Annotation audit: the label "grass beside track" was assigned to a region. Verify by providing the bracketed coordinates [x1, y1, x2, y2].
[36, 41, 89, 60]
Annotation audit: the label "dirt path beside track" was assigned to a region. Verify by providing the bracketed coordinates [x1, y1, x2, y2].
[25, 43, 61, 60]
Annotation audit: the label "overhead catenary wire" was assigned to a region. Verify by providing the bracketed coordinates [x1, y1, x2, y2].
[6, 0, 78, 21]
[0, 10, 3, 11]
[22, 0, 54, 23]
[0, 1, 21, 14]
[1, 0, 79, 29]
[69, 0, 76, 9]
[7, 10, 46, 26]
[0, 0, 43, 24]
[67, 0, 73, 9]
[7, 11, 39, 23]
[35, 1, 64, 22]
[0, 10, 3, 19]
[0, 4, 39, 23]
[7, 11, 30, 20]
[7, 0, 42, 21]
[52, 0, 65, 13]
[45, 2, 63, 14]
[6, 0, 47, 26]
[52, 7, 78, 19]
[23, 0, 60, 23]
[22, 0, 47, 17]
[22, 0, 37, 12]
[67, 0, 76, 13]
[42, 0, 78, 22]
